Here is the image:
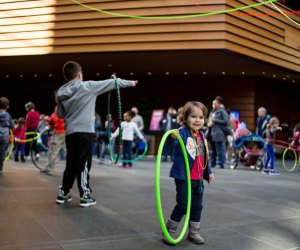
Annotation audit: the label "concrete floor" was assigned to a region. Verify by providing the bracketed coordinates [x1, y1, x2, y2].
[0, 156, 300, 250]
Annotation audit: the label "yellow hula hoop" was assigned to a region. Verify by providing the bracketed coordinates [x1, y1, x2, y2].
[14, 131, 40, 143]
[4, 129, 14, 163]
[282, 147, 298, 172]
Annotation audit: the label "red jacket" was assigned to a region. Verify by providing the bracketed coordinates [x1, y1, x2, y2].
[25, 110, 40, 130]
[46, 106, 65, 134]
[13, 125, 26, 144]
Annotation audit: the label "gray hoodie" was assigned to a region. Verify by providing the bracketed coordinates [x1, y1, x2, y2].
[0, 111, 14, 144]
[57, 78, 133, 136]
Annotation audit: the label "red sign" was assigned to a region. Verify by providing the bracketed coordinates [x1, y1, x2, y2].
[149, 109, 164, 131]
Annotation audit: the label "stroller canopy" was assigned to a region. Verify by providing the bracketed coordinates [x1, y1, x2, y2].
[233, 134, 265, 149]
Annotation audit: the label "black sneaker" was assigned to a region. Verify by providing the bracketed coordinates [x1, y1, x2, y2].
[56, 190, 72, 204]
[80, 195, 96, 207]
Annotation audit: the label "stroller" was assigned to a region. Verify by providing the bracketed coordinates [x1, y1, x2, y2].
[230, 127, 265, 171]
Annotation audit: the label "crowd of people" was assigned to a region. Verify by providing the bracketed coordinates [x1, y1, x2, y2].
[1, 61, 300, 245]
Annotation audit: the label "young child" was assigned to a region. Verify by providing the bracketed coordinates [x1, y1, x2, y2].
[56, 61, 137, 207]
[13, 117, 27, 162]
[263, 117, 282, 175]
[289, 123, 300, 171]
[0, 97, 14, 173]
[164, 101, 214, 245]
[111, 110, 145, 168]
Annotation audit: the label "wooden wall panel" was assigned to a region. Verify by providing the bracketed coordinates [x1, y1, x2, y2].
[0, 0, 299, 72]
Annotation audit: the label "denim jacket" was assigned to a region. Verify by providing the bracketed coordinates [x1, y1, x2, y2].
[170, 126, 212, 182]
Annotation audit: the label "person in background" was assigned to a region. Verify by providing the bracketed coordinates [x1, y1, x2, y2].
[159, 106, 178, 162]
[24, 102, 40, 160]
[41, 100, 66, 176]
[13, 117, 26, 163]
[207, 97, 228, 169]
[0, 97, 14, 174]
[262, 117, 282, 175]
[111, 110, 146, 168]
[256, 107, 271, 138]
[131, 106, 145, 156]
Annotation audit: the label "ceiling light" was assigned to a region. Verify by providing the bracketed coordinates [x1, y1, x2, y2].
[202, 72, 206, 75]
[130, 72, 134, 76]
[222, 72, 226, 75]
[184, 72, 188, 75]
[34, 74, 38, 78]
[147, 72, 152, 75]
[165, 72, 170, 75]
[49, 74, 52, 77]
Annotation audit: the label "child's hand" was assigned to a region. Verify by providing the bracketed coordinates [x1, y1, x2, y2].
[209, 173, 214, 182]
[131, 80, 138, 86]
[170, 129, 179, 138]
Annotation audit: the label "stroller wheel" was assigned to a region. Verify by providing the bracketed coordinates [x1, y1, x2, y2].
[255, 158, 264, 171]
[230, 153, 238, 169]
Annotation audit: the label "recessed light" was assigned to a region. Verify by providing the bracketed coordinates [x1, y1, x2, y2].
[20, 74, 23, 78]
[165, 72, 170, 75]
[202, 72, 206, 75]
[184, 72, 188, 75]
[222, 72, 226, 75]
[272, 75, 276, 78]
[6, 75, 9, 78]
[96, 72, 100, 76]
[49, 73, 52, 77]
[130, 72, 134, 76]
[147, 72, 152, 75]
[262, 72, 266, 75]
[34, 74, 38, 78]
[241, 71, 245, 75]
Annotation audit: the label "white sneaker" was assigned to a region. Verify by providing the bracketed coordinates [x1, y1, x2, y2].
[35, 154, 40, 160]
[26, 156, 31, 160]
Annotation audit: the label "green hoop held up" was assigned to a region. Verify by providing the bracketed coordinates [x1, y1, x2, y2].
[155, 129, 191, 245]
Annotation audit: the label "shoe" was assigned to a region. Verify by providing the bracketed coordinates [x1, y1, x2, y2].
[56, 189, 72, 204]
[188, 221, 205, 244]
[269, 170, 280, 176]
[162, 157, 167, 162]
[35, 154, 40, 160]
[26, 156, 31, 160]
[40, 168, 53, 176]
[80, 195, 96, 207]
[262, 169, 269, 174]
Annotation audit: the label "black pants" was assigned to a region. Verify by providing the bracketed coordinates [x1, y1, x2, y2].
[61, 132, 93, 197]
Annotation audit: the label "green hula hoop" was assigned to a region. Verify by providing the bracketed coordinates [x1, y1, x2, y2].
[15, 131, 40, 143]
[282, 147, 298, 172]
[155, 129, 191, 245]
[109, 141, 148, 164]
[4, 129, 14, 163]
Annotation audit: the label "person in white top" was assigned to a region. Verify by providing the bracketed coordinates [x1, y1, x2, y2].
[111, 110, 146, 168]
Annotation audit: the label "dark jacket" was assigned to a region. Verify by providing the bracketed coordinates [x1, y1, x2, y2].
[209, 108, 229, 142]
[256, 114, 271, 137]
[159, 114, 178, 132]
[0, 111, 14, 144]
[170, 126, 212, 182]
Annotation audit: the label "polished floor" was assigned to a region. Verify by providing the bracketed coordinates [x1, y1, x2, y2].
[1, 156, 300, 250]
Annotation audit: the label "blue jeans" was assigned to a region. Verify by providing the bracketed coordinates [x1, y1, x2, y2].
[170, 179, 204, 223]
[264, 144, 275, 170]
[209, 141, 226, 168]
[122, 140, 133, 166]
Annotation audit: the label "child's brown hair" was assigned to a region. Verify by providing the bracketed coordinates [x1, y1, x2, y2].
[180, 101, 208, 125]
[267, 117, 280, 128]
[0, 97, 9, 110]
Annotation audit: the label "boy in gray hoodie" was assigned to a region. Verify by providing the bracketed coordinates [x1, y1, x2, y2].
[56, 61, 137, 207]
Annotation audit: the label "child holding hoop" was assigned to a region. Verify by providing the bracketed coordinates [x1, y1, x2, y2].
[13, 117, 26, 163]
[165, 101, 214, 244]
[111, 110, 146, 168]
[263, 117, 282, 175]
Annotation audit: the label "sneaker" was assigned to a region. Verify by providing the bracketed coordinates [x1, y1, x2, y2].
[40, 168, 53, 176]
[269, 170, 280, 176]
[56, 190, 72, 204]
[262, 169, 269, 174]
[80, 195, 96, 207]
[26, 156, 31, 160]
[35, 154, 40, 160]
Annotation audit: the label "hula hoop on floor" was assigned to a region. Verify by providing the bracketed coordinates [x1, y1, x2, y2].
[155, 129, 191, 245]
[110, 141, 148, 164]
[282, 147, 298, 172]
[4, 129, 14, 163]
